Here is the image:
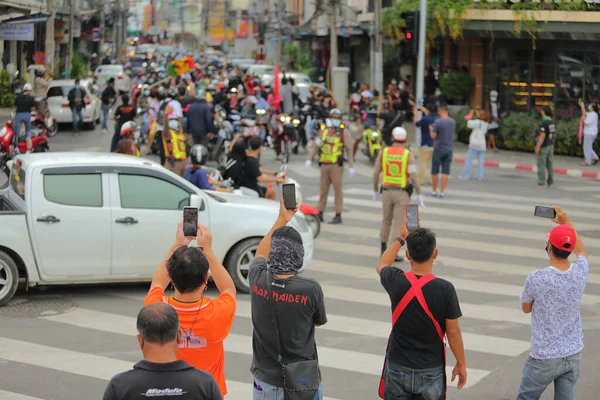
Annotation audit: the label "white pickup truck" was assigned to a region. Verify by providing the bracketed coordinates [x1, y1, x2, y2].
[0, 153, 314, 305]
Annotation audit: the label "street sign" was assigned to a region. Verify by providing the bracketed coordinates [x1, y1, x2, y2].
[0, 23, 34, 41]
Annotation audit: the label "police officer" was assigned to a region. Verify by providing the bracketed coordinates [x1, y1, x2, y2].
[373, 127, 425, 261]
[163, 113, 188, 177]
[305, 108, 355, 225]
[535, 105, 556, 188]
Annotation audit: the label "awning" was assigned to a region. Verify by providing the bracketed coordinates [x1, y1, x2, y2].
[0, 12, 49, 25]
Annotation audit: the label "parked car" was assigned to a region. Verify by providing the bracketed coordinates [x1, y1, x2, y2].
[93, 64, 131, 94]
[46, 79, 102, 129]
[0, 153, 314, 305]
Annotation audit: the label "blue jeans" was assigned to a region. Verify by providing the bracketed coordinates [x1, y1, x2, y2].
[102, 103, 110, 130]
[253, 377, 323, 400]
[13, 112, 31, 146]
[72, 108, 83, 132]
[460, 147, 485, 180]
[517, 352, 581, 400]
[384, 361, 445, 400]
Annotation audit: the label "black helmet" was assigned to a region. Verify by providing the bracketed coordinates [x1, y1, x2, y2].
[189, 144, 209, 165]
[329, 108, 342, 119]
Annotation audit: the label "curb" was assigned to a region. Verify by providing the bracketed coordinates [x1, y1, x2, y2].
[453, 157, 599, 180]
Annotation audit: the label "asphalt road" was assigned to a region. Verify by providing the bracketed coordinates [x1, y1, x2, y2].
[1, 120, 599, 400]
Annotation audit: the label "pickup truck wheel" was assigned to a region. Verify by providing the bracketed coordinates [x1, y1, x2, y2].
[0, 251, 19, 306]
[225, 238, 260, 294]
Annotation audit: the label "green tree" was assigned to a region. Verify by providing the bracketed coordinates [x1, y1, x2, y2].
[283, 42, 317, 80]
[70, 51, 86, 80]
[0, 69, 15, 108]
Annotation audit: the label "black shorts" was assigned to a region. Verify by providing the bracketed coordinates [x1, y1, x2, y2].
[256, 185, 267, 198]
[431, 150, 453, 175]
[488, 127, 498, 136]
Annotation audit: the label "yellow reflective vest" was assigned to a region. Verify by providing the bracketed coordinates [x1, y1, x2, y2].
[381, 146, 409, 187]
[320, 130, 344, 164]
[163, 129, 187, 160]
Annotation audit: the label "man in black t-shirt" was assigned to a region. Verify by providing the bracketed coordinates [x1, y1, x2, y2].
[67, 79, 85, 135]
[376, 225, 467, 399]
[535, 105, 556, 188]
[13, 83, 37, 153]
[103, 303, 222, 400]
[249, 201, 327, 399]
[101, 78, 117, 133]
[242, 136, 285, 199]
[377, 100, 405, 146]
[111, 94, 137, 152]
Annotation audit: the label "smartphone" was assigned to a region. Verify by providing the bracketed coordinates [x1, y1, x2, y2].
[534, 205, 556, 219]
[282, 183, 297, 210]
[183, 207, 198, 237]
[406, 204, 419, 231]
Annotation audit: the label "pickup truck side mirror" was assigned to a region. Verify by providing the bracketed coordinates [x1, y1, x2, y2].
[190, 194, 205, 211]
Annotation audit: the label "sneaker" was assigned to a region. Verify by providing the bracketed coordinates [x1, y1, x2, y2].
[458, 175, 468, 180]
[102, 128, 108, 134]
[426, 191, 438, 197]
[537, 185, 545, 189]
[438, 193, 445, 199]
[329, 215, 342, 224]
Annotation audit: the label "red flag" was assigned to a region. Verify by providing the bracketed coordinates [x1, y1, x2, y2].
[273, 64, 280, 111]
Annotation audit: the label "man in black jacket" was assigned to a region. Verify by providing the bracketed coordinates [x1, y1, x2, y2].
[67, 79, 85, 135]
[103, 303, 222, 400]
[187, 98, 215, 146]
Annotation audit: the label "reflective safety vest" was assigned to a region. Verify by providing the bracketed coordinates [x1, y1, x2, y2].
[134, 145, 140, 157]
[381, 146, 409, 188]
[163, 129, 187, 160]
[320, 130, 344, 164]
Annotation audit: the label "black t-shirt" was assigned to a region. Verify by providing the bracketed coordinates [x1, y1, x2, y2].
[539, 118, 556, 147]
[103, 360, 222, 400]
[241, 156, 261, 192]
[380, 267, 462, 369]
[223, 157, 245, 189]
[249, 257, 327, 387]
[15, 94, 36, 113]
[102, 86, 117, 105]
[115, 104, 136, 127]
[379, 111, 405, 144]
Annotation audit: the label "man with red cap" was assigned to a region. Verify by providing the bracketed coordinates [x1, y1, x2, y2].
[517, 206, 589, 400]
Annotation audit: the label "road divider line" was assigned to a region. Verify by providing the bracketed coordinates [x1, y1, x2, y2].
[39, 308, 488, 388]
[0, 390, 44, 400]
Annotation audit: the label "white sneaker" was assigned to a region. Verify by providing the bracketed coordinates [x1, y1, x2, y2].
[102, 128, 108, 134]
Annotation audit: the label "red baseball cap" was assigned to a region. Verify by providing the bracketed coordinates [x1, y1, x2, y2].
[548, 225, 576, 252]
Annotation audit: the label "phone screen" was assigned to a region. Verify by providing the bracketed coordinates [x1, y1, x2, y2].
[282, 184, 297, 210]
[534, 205, 556, 219]
[406, 204, 419, 231]
[183, 207, 198, 237]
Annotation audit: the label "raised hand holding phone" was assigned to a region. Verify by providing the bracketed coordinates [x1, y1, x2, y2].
[534, 205, 556, 219]
[406, 204, 420, 231]
[183, 207, 199, 237]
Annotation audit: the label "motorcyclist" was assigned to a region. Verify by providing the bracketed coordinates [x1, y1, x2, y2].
[33, 68, 52, 114]
[119, 121, 141, 157]
[184, 145, 232, 192]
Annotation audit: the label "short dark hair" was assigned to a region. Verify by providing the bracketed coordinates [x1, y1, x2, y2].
[542, 105, 552, 118]
[137, 303, 179, 345]
[438, 104, 448, 112]
[550, 244, 571, 260]
[108, 78, 115, 85]
[249, 135, 263, 150]
[178, 86, 187, 96]
[167, 246, 209, 293]
[121, 94, 130, 105]
[406, 228, 437, 263]
[392, 100, 403, 111]
[74, 79, 80, 84]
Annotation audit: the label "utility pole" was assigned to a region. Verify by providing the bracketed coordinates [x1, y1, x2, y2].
[45, 0, 55, 73]
[68, 0, 75, 77]
[179, 0, 186, 50]
[414, 0, 427, 148]
[223, 0, 228, 56]
[374, 0, 383, 96]
[329, 0, 337, 75]
[99, 1, 105, 57]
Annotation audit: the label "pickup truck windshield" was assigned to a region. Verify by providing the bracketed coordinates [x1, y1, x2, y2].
[9, 163, 25, 200]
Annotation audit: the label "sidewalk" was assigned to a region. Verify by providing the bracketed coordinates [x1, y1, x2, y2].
[451, 142, 600, 180]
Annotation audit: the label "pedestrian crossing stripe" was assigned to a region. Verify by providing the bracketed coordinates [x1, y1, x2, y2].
[36, 307, 491, 389]
[0, 390, 42, 400]
[0, 337, 342, 400]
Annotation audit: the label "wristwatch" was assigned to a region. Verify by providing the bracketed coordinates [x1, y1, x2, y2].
[394, 237, 405, 247]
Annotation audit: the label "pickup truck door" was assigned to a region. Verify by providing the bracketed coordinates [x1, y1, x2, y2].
[108, 169, 210, 278]
[30, 167, 112, 278]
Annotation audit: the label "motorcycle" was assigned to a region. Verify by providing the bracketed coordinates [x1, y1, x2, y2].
[278, 114, 301, 164]
[255, 108, 273, 147]
[210, 117, 234, 167]
[35, 98, 58, 137]
[362, 124, 382, 163]
[0, 114, 49, 173]
[239, 117, 260, 146]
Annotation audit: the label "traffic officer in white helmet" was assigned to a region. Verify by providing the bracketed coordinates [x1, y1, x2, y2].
[373, 126, 425, 262]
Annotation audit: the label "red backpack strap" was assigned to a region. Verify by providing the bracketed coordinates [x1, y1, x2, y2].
[404, 272, 444, 342]
[390, 272, 437, 326]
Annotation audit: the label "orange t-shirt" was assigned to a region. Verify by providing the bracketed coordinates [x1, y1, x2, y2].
[144, 287, 236, 396]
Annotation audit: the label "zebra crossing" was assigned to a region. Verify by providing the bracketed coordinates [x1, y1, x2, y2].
[0, 164, 598, 399]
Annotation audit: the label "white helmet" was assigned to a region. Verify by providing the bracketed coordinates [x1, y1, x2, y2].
[23, 83, 32, 92]
[391, 126, 407, 142]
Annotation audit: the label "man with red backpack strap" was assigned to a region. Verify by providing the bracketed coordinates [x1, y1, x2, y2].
[376, 222, 467, 399]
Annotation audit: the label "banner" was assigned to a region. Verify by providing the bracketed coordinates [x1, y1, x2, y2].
[0, 23, 34, 41]
[168, 56, 196, 77]
[237, 19, 249, 38]
[142, 5, 153, 33]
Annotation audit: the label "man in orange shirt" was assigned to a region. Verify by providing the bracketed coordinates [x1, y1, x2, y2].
[145, 221, 236, 397]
